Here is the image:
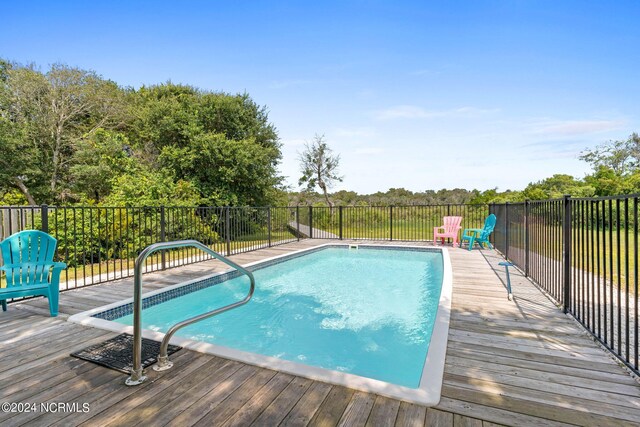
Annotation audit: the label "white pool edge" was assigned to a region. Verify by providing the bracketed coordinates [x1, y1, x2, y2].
[68, 243, 452, 406]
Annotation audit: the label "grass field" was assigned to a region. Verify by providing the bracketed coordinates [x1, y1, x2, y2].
[57, 231, 297, 290]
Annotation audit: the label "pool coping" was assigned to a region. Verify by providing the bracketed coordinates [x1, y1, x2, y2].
[68, 243, 452, 406]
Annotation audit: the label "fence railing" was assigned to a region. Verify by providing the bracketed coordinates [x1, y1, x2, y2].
[0, 205, 299, 291]
[1, 203, 489, 291]
[300, 204, 489, 240]
[490, 195, 639, 376]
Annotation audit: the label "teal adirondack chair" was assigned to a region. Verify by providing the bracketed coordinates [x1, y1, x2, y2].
[0, 230, 67, 316]
[460, 214, 497, 251]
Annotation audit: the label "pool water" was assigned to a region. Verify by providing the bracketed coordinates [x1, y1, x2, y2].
[116, 247, 444, 388]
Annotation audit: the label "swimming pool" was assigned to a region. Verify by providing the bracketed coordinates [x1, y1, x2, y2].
[70, 244, 452, 405]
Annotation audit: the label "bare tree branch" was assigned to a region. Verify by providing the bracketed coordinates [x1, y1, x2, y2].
[298, 134, 343, 209]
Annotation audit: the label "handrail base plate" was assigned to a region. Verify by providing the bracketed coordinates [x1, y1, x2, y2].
[125, 373, 147, 386]
[153, 356, 174, 371]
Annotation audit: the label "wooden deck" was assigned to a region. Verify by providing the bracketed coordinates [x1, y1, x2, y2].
[1, 240, 639, 426]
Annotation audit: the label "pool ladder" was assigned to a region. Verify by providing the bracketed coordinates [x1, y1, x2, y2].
[126, 240, 255, 386]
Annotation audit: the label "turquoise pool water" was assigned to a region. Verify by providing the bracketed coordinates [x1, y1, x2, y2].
[116, 247, 444, 388]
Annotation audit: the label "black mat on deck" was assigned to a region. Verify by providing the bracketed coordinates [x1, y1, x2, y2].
[70, 333, 182, 373]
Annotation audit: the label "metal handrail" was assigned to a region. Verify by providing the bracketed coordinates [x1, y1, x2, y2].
[125, 240, 255, 386]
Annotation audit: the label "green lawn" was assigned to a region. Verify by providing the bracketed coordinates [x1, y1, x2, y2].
[57, 231, 297, 288]
[504, 222, 639, 294]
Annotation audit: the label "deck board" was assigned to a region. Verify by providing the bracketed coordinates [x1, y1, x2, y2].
[394, 402, 426, 427]
[364, 396, 401, 427]
[223, 372, 296, 426]
[166, 364, 259, 426]
[192, 367, 279, 426]
[308, 386, 355, 427]
[425, 408, 453, 426]
[0, 239, 638, 426]
[278, 380, 333, 427]
[336, 391, 376, 427]
[249, 376, 313, 427]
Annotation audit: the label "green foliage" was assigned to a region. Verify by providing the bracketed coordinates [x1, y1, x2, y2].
[159, 132, 281, 206]
[583, 167, 625, 196]
[330, 190, 359, 205]
[198, 92, 279, 149]
[468, 189, 524, 204]
[291, 187, 503, 206]
[0, 62, 126, 203]
[625, 171, 640, 194]
[0, 189, 27, 205]
[523, 174, 595, 200]
[49, 207, 220, 268]
[0, 61, 283, 207]
[70, 130, 136, 202]
[127, 83, 282, 206]
[0, 65, 43, 204]
[580, 133, 640, 176]
[103, 170, 202, 207]
[577, 134, 640, 197]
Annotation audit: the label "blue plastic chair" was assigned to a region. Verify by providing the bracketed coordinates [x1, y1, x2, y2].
[0, 230, 67, 316]
[460, 214, 497, 251]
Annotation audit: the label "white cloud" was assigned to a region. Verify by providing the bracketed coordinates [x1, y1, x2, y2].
[530, 119, 625, 136]
[353, 147, 384, 155]
[374, 105, 499, 120]
[520, 140, 583, 160]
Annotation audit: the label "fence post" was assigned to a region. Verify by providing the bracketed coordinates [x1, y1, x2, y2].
[339, 206, 343, 240]
[562, 194, 572, 313]
[296, 206, 300, 241]
[309, 206, 313, 239]
[389, 206, 394, 241]
[524, 200, 529, 277]
[41, 204, 49, 233]
[225, 207, 231, 256]
[488, 203, 493, 245]
[160, 206, 166, 270]
[267, 207, 272, 247]
[447, 204, 451, 216]
[505, 202, 510, 260]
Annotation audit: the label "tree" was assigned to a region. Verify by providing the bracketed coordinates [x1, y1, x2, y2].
[298, 134, 343, 209]
[127, 83, 283, 206]
[0, 61, 126, 203]
[0, 61, 43, 204]
[580, 133, 640, 176]
[159, 132, 281, 206]
[522, 174, 594, 199]
[331, 190, 358, 205]
[103, 169, 201, 207]
[69, 129, 136, 202]
[585, 166, 631, 196]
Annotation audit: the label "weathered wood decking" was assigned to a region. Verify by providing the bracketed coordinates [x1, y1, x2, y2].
[1, 240, 639, 426]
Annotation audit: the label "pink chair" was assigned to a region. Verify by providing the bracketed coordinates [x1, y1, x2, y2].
[434, 216, 463, 246]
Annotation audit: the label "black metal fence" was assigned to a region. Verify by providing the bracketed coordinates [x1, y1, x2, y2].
[0, 205, 299, 291]
[491, 196, 639, 375]
[1, 203, 490, 292]
[300, 204, 489, 240]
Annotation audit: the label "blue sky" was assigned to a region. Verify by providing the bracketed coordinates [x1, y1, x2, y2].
[2, 1, 639, 193]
